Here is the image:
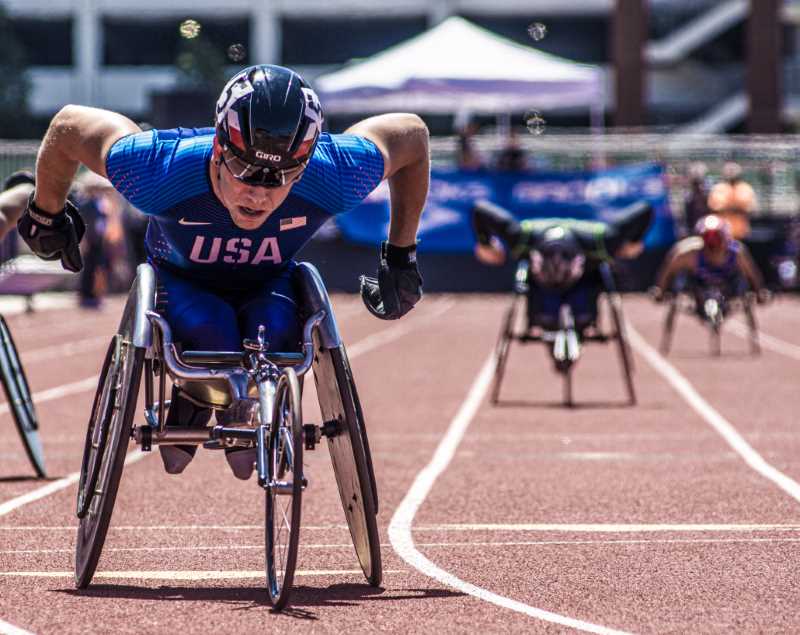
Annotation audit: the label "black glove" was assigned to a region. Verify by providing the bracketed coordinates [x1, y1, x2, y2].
[359, 241, 423, 320]
[17, 192, 85, 273]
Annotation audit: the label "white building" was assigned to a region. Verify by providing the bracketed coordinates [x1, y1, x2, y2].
[2, 0, 799, 129]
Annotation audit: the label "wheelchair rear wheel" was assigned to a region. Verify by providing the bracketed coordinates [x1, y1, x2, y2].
[75, 335, 144, 588]
[744, 297, 760, 355]
[264, 368, 303, 610]
[609, 295, 636, 405]
[660, 297, 678, 355]
[313, 339, 381, 587]
[0, 315, 45, 477]
[491, 296, 519, 405]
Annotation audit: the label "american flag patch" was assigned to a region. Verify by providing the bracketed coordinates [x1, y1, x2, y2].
[280, 216, 307, 231]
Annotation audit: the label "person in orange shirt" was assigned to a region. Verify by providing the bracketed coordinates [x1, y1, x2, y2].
[706, 162, 757, 239]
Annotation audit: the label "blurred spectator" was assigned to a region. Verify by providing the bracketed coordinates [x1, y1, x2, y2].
[456, 121, 483, 170]
[74, 172, 125, 308]
[707, 161, 757, 240]
[495, 127, 527, 172]
[684, 162, 710, 234]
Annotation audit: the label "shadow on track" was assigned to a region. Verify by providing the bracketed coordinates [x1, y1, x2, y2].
[57, 584, 463, 620]
[0, 475, 60, 483]
[493, 399, 634, 410]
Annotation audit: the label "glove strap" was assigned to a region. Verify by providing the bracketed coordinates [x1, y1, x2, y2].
[383, 241, 418, 268]
[26, 191, 67, 227]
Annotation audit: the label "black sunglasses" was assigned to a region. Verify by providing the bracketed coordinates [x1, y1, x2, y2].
[220, 145, 306, 188]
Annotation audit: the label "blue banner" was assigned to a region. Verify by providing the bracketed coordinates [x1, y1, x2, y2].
[336, 163, 676, 252]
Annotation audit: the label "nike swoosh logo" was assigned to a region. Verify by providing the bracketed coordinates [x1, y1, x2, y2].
[178, 218, 212, 226]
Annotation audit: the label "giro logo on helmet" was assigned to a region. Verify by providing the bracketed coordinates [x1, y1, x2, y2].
[255, 151, 282, 162]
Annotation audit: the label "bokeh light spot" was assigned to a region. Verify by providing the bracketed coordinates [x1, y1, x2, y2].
[179, 19, 201, 39]
[525, 110, 546, 136]
[528, 23, 547, 42]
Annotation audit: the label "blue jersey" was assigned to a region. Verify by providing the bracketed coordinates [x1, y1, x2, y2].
[106, 127, 384, 289]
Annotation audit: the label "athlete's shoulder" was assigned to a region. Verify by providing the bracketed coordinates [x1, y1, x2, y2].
[106, 127, 214, 215]
[292, 132, 385, 214]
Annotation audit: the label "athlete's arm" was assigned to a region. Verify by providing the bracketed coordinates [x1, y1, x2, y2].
[0, 183, 34, 238]
[736, 243, 764, 291]
[33, 105, 140, 215]
[603, 201, 654, 258]
[344, 113, 429, 248]
[655, 241, 698, 291]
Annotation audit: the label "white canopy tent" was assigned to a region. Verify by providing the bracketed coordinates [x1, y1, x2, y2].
[315, 16, 605, 126]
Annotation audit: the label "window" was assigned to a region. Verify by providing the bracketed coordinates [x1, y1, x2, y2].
[103, 17, 249, 66]
[281, 16, 428, 65]
[459, 15, 609, 65]
[11, 19, 73, 66]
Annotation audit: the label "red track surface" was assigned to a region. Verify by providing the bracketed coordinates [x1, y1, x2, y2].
[1, 293, 799, 633]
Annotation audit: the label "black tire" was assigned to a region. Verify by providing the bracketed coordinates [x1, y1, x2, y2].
[609, 294, 636, 405]
[75, 336, 144, 589]
[563, 366, 573, 408]
[710, 320, 722, 357]
[660, 298, 678, 355]
[265, 368, 303, 611]
[312, 338, 381, 586]
[744, 298, 761, 355]
[76, 339, 117, 519]
[0, 316, 45, 478]
[491, 297, 518, 405]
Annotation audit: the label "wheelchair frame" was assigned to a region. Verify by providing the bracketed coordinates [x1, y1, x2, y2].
[74, 262, 381, 610]
[659, 279, 760, 357]
[492, 260, 636, 407]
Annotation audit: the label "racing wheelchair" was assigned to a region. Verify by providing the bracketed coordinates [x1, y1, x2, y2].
[0, 314, 45, 477]
[492, 260, 636, 407]
[74, 262, 380, 610]
[659, 275, 760, 357]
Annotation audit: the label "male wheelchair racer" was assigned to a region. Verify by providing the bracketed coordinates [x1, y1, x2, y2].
[75, 261, 380, 610]
[492, 256, 636, 407]
[472, 200, 651, 408]
[654, 215, 766, 357]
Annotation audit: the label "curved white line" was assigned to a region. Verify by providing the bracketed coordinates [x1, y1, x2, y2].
[0, 618, 34, 635]
[628, 325, 800, 503]
[388, 353, 630, 635]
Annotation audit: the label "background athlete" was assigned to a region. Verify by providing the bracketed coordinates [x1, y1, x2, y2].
[652, 213, 768, 305]
[472, 199, 653, 331]
[16, 64, 429, 478]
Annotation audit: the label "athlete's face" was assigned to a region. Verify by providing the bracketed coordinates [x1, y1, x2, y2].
[213, 157, 301, 230]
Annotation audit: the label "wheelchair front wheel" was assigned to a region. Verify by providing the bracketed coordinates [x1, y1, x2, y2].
[659, 297, 678, 355]
[0, 316, 45, 477]
[75, 336, 144, 589]
[264, 367, 303, 611]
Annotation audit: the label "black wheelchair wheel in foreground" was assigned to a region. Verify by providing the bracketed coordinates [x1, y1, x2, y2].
[75, 335, 144, 589]
[608, 294, 636, 405]
[491, 296, 519, 405]
[0, 315, 45, 477]
[265, 368, 303, 610]
[313, 338, 381, 587]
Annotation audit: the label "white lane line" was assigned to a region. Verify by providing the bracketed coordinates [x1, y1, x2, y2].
[0, 618, 34, 635]
[727, 319, 800, 360]
[627, 325, 800, 504]
[0, 569, 404, 581]
[414, 523, 800, 532]
[22, 336, 107, 364]
[346, 298, 454, 358]
[389, 353, 629, 635]
[9, 536, 800, 556]
[0, 524, 347, 531]
[0, 450, 147, 518]
[0, 375, 98, 417]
